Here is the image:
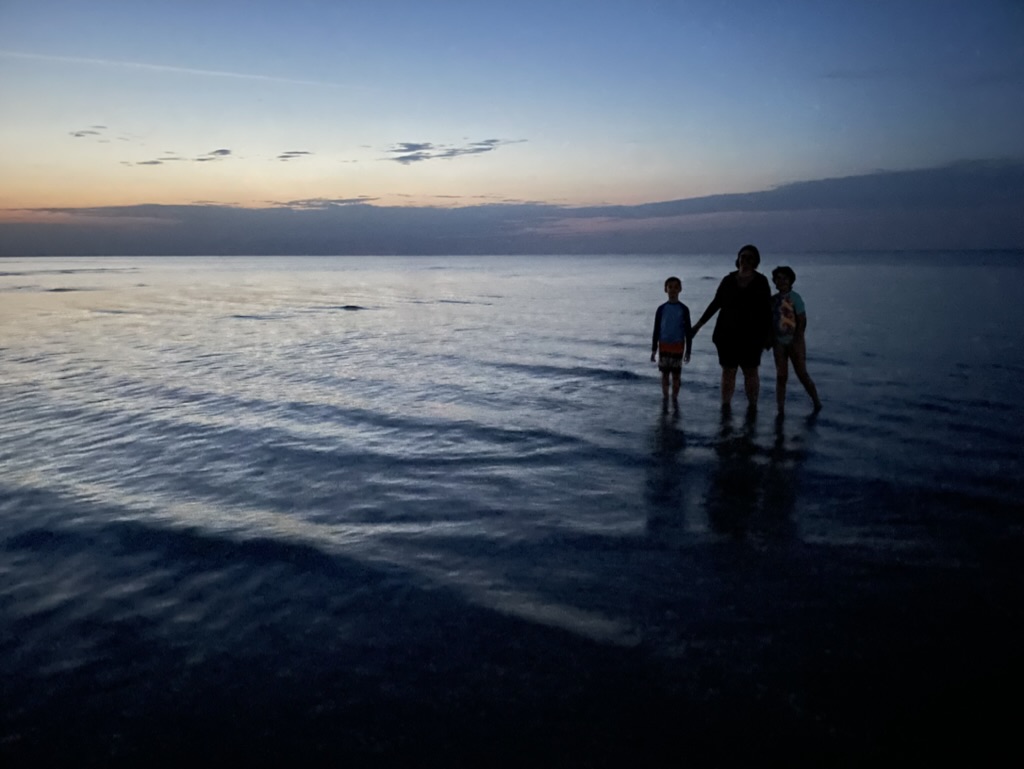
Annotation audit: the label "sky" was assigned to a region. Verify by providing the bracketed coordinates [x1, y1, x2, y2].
[1, 0, 1022, 255]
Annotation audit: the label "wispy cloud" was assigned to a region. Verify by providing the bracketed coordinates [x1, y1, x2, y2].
[273, 197, 377, 209]
[385, 138, 525, 165]
[126, 148, 234, 166]
[70, 124, 523, 169]
[0, 49, 349, 89]
[194, 148, 232, 162]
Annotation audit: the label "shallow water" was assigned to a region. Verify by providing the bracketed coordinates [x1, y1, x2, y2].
[2, 253, 1023, 765]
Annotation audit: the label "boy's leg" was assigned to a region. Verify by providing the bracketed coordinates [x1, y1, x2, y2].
[660, 370, 670, 398]
[671, 369, 681, 399]
[790, 338, 822, 410]
[773, 344, 789, 414]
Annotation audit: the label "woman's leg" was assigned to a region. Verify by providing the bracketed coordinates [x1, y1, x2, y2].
[741, 365, 760, 408]
[721, 366, 737, 406]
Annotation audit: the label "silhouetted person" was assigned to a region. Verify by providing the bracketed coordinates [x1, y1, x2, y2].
[770, 265, 822, 416]
[650, 276, 693, 404]
[691, 245, 773, 413]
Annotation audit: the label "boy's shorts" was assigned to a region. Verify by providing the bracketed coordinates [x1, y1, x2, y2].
[658, 341, 684, 373]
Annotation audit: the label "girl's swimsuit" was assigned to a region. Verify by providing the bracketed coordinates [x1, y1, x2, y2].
[772, 290, 805, 346]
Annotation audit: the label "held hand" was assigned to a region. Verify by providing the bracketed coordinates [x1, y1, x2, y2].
[683, 354, 691, 364]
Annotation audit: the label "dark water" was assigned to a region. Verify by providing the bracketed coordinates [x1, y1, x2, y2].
[2, 253, 1023, 766]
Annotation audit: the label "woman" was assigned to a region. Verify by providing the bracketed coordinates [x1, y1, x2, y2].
[691, 244, 773, 411]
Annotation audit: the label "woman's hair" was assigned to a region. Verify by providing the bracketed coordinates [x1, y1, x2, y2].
[736, 244, 761, 269]
[771, 265, 796, 284]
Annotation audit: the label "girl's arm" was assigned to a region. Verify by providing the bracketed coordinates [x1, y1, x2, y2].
[796, 312, 807, 340]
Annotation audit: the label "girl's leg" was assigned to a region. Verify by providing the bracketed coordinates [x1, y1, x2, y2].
[721, 366, 737, 406]
[671, 369, 681, 399]
[790, 338, 822, 410]
[660, 370, 670, 398]
[740, 365, 760, 408]
[773, 344, 790, 414]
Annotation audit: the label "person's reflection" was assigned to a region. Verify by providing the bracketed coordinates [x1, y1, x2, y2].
[705, 410, 804, 542]
[645, 408, 688, 537]
[706, 408, 761, 539]
[759, 416, 802, 541]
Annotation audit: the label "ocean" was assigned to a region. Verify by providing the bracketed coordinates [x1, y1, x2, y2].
[2, 252, 1023, 766]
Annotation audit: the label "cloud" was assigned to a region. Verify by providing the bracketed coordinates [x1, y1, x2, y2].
[0, 49, 349, 89]
[558, 159, 1024, 220]
[126, 149, 233, 166]
[274, 197, 377, 209]
[393, 143, 434, 153]
[72, 129, 520, 168]
[194, 149, 232, 162]
[69, 124, 147, 146]
[3, 159, 1022, 255]
[385, 138, 524, 165]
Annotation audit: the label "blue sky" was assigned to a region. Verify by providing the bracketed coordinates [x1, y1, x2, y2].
[1, 0, 1022, 253]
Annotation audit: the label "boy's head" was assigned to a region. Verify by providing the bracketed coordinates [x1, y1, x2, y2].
[771, 265, 796, 286]
[664, 276, 682, 299]
[735, 244, 761, 269]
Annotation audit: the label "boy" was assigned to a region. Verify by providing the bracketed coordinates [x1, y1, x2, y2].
[770, 266, 822, 415]
[651, 276, 693, 401]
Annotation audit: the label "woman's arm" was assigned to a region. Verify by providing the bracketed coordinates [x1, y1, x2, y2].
[758, 274, 773, 348]
[692, 278, 726, 334]
[683, 306, 693, 361]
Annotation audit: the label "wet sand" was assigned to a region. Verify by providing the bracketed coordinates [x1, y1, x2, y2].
[3, 511, 1022, 768]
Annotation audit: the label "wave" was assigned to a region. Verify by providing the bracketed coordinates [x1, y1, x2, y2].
[486, 360, 644, 382]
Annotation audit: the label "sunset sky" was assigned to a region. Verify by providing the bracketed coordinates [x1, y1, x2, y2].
[2, 0, 1022, 254]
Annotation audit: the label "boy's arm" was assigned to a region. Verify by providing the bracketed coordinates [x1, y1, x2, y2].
[651, 305, 663, 361]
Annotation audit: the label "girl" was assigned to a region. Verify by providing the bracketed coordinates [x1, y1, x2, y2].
[770, 265, 822, 415]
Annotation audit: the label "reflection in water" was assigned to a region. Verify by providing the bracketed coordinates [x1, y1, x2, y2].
[644, 408, 689, 538]
[705, 411, 805, 542]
